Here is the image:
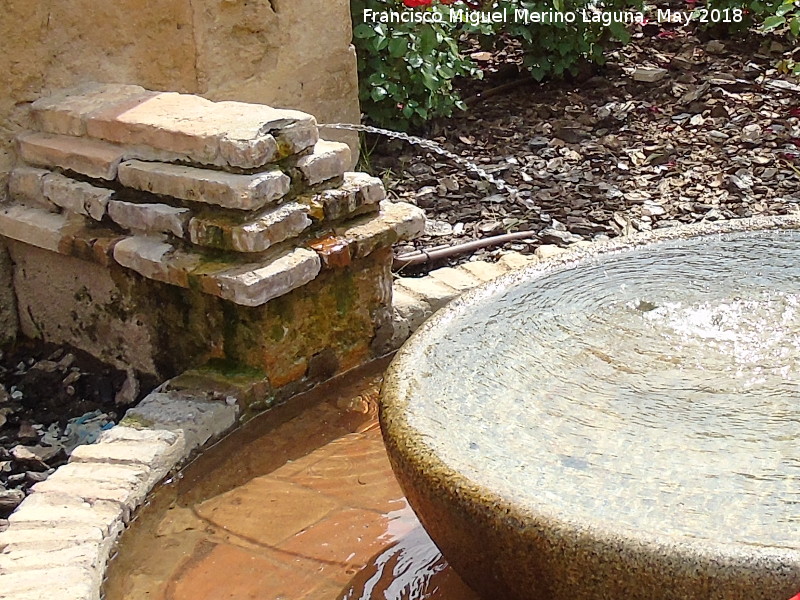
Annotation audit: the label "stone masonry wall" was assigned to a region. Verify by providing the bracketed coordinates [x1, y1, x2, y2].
[0, 0, 361, 347]
[0, 85, 423, 403]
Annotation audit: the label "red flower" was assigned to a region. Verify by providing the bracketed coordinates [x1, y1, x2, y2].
[787, 593, 800, 600]
[403, 0, 433, 5]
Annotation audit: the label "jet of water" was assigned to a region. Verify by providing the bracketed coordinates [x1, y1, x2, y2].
[319, 123, 521, 198]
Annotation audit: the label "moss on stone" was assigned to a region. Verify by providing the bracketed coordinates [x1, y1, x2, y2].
[119, 413, 153, 429]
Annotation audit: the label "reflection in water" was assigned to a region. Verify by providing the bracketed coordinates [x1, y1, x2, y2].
[341, 505, 476, 600]
[103, 358, 475, 600]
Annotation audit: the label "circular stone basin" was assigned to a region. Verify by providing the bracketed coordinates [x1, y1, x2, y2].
[380, 218, 800, 600]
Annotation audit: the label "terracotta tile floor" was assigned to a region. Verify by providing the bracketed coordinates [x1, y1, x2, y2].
[103, 363, 478, 600]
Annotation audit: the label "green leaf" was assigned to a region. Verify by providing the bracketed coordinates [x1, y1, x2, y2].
[791, 16, 800, 35]
[353, 23, 375, 39]
[388, 37, 408, 57]
[407, 53, 424, 68]
[608, 20, 630, 42]
[419, 25, 439, 54]
[763, 14, 786, 29]
[370, 86, 388, 102]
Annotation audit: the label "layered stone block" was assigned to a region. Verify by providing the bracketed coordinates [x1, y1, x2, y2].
[107, 200, 191, 237]
[117, 160, 290, 210]
[298, 172, 385, 222]
[31, 84, 320, 169]
[293, 140, 351, 186]
[42, 173, 112, 221]
[3, 84, 425, 399]
[7, 167, 57, 212]
[188, 202, 311, 253]
[17, 132, 125, 180]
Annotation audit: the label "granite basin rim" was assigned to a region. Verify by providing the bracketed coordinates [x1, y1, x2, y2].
[379, 215, 800, 600]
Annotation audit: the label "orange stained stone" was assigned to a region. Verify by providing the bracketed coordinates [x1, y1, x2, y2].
[164, 541, 340, 600]
[308, 235, 352, 268]
[269, 358, 308, 388]
[195, 476, 340, 546]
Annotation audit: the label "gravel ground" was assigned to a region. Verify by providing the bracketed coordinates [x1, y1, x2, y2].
[365, 19, 800, 273]
[0, 341, 145, 520]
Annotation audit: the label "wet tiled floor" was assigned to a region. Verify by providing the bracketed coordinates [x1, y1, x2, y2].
[103, 360, 478, 600]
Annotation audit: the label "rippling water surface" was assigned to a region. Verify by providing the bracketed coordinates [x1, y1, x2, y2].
[409, 230, 800, 548]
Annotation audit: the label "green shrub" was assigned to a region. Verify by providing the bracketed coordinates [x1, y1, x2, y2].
[350, 0, 643, 129]
[466, 0, 644, 81]
[351, 0, 480, 130]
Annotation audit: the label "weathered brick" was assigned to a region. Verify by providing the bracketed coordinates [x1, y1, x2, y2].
[0, 541, 107, 573]
[335, 201, 425, 259]
[199, 247, 322, 307]
[88, 92, 318, 168]
[42, 172, 112, 221]
[7, 492, 123, 536]
[113, 236, 322, 307]
[7, 167, 57, 211]
[498, 251, 536, 270]
[294, 140, 350, 185]
[17, 132, 126, 180]
[535, 244, 566, 259]
[395, 276, 459, 312]
[0, 524, 106, 553]
[0, 565, 99, 600]
[68, 432, 185, 489]
[188, 202, 310, 252]
[31, 84, 320, 169]
[31, 475, 148, 516]
[112, 236, 201, 288]
[298, 172, 386, 222]
[211, 101, 319, 166]
[122, 392, 238, 453]
[0, 205, 70, 253]
[458, 260, 508, 282]
[118, 160, 290, 210]
[107, 200, 191, 237]
[393, 287, 432, 326]
[30, 82, 155, 137]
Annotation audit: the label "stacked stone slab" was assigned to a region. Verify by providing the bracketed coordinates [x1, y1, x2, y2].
[0, 84, 424, 398]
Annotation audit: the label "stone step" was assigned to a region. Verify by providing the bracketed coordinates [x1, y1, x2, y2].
[188, 202, 312, 253]
[17, 132, 126, 180]
[0, 204, 71, 253]
[117, 160, 290, 210]
[31, 83, 319, 169]
[113, 236, 322, 307]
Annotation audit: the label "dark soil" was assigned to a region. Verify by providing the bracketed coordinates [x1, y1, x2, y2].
[0, 339, 145, 518]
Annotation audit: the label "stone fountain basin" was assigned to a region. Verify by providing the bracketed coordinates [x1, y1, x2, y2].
[380, 217, 800, 600]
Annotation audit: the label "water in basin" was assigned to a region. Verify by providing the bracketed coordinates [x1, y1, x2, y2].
[409, 229, 800, 550]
